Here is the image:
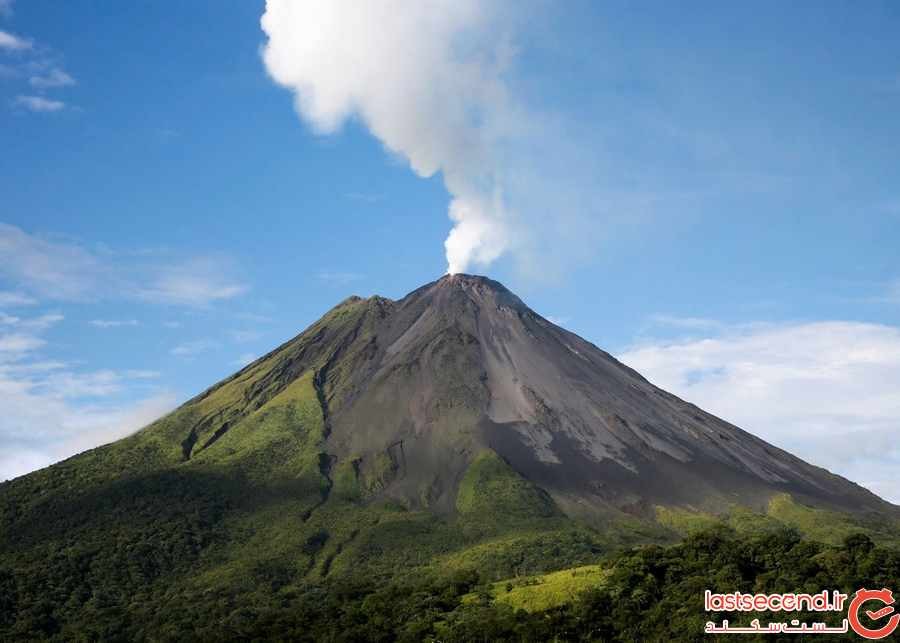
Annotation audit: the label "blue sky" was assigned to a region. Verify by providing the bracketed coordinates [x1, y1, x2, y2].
[1, 1, 899, 500]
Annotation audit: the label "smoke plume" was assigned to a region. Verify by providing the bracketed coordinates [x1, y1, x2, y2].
[260, 0, 525, 274]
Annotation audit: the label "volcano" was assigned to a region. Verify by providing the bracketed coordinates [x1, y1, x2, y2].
[1, 274, 897, 638]
[171, 273, 889, 519]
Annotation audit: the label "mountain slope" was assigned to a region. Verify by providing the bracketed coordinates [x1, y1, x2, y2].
[303, 273, 890, 520]
[135, 272, 889, 521]
[1, 274, 897, 639]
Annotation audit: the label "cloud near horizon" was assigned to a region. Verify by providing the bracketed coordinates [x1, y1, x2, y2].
[89, 319, 139, 328]
[0, 29, 30, 51]
[0, 392, 176, 481]
[618, 320, 900, 503]
[0, 223, 249, 307]
[136, 257, 249, 307]
[28, 67, 75, 89]
[170, 339, 219, 358]
[0, 291, 37, 306]
[0, 310, 176, 481]
[13, 95, 65, 112]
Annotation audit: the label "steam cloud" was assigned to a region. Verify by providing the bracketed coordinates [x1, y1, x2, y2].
[260, 0, 526, 275]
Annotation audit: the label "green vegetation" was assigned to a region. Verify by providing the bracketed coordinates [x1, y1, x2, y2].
[3, 513, 897, 641]
[764, 492, 891, 545]
[435, 527, 611, 581]
[655, 496, 900, 546]
[467, 564, 607, 612]
[456, 450, 558, 520]
[655, 505, 721, 535]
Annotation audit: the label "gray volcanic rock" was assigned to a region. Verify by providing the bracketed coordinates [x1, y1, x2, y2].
[293, 273, 893, 521]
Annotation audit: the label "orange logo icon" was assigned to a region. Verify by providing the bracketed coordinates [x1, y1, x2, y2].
[848, 588, 900, 640]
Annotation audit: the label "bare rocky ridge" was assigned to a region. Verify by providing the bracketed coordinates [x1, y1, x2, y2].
[209, 273, 893, 523]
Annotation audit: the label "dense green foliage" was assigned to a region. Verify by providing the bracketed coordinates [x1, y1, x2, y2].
[3, 520, 898, 641]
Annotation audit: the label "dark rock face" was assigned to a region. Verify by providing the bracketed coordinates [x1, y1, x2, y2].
[230, 273, 892, 521]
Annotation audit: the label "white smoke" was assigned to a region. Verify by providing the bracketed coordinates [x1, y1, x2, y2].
[260, 0, 525, 274]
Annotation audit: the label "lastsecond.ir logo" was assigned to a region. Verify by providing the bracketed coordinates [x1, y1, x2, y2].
[848, 588, 900, 640]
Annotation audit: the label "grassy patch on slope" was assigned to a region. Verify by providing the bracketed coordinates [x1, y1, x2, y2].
[655, 494, 900, 548]
[456, 450, 558, 521]
[468, 564, 607, 612]
[766, 493, 873, 545]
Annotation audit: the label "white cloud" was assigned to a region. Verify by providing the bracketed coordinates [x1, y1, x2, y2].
[618, 320, 900, 503]
[0, 312, 61, 355]
[137, 258, 248, 307]
[89, 319, 139, 328]
[170, 339, 218, 358]
[0, 392, 176, 481]
[0, 223, 249, 307]
[13, 95, 65, 112]
[20, 313, 63, 330]
[124, 369, 160, 379]
[0, 291, 37, 306]
[0, 224, 100, 299]
[28, 67, 75, 89]
[229, 329, 262, 343]
[0, 332, 44, 355]
[0, 314, 177, 482]
[798, 428, 900, 506]
[0, 364, 158, 398]
[38, 370, 124, 399]
[316, 270, 364, 285]
[0, 29, 30, 51]
[233, 353, 257, 367]
[647, 314, 722, 331]
[3, 360, 66, 374]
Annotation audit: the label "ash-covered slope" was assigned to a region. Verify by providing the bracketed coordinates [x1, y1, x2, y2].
[163, 273, 891, 522]
[299, 274, 894, 519]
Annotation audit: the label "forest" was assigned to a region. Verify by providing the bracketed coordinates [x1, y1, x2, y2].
[3, 521, 898, 642]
